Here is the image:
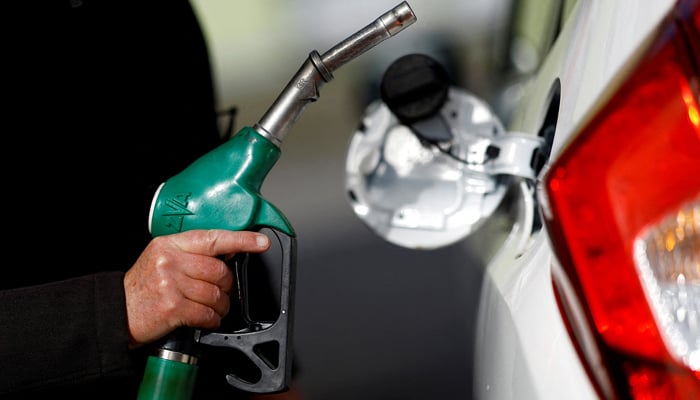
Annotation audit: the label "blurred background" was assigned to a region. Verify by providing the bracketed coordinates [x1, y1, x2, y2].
[189, 1, 515, 399]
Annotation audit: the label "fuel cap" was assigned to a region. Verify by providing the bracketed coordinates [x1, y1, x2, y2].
[380, 53, 453, 143]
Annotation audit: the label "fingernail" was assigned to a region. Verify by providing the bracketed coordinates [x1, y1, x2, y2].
[256, 234, 270, 248]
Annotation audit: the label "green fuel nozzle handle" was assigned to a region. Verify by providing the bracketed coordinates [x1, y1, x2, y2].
[137, 2, 416, 398]
[149, 127, 294, 237]
[141, 127, 296, 399]
[140, 126, 298, 399]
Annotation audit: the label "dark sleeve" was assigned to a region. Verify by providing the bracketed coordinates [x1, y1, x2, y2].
[0, 272, 137, 396]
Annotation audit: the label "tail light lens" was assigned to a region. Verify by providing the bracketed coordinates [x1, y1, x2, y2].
[543, 1, 700, 398]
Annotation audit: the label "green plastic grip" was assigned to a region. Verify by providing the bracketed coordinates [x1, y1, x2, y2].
[140, 126, 297, 399]
[149, 126, 295, 237]
[137, 356, 198, 400]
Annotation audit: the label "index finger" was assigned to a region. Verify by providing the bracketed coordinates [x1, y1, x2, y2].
[169, 229, 270, 257]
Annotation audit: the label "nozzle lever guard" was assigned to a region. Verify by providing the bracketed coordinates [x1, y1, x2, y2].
[199, 230, 297, 393]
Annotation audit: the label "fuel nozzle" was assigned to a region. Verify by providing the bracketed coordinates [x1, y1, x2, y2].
[254, 1, 417, 147]
[144, 3, 417, 397]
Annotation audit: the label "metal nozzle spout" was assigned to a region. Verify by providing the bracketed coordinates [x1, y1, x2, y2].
[380, 1, 417, 36]
[255, 2, 417, 146]
[320, 1, 417, 72]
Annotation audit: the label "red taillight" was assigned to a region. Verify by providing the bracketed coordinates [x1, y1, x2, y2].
[544, 1, 700, 399]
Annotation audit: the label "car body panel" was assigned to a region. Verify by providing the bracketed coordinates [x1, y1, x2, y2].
[510, 0, 675, 156]
[474, 197, 597, 399]
[474, 0, 678, 399]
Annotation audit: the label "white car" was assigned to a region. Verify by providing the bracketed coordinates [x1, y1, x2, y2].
[344, 0, 700, 398]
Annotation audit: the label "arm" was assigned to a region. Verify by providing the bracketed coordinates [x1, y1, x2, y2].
[0, 230, 271, 397]
[0, 272, 134, 395]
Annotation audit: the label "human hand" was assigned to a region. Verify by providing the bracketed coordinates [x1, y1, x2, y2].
[123, 229, 270, 349]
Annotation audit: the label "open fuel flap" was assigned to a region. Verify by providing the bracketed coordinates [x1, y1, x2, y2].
[345, 54, 543, 249]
